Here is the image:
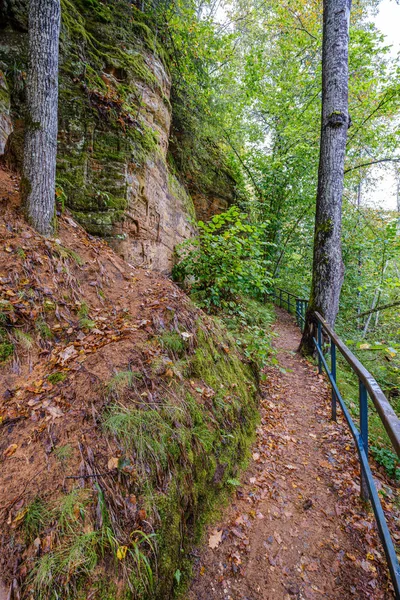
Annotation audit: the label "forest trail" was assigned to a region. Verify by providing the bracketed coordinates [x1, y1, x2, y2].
[189, 307, 393, 600]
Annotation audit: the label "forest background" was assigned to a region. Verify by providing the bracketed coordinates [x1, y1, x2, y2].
[162, 0, 400, 476]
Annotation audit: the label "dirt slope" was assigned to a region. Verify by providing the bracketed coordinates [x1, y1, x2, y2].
[0, 166, 259, 599]
[189, 308, 398, 599]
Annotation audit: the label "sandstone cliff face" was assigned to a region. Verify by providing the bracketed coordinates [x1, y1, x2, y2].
[55, 48, 195, 273]
[0, 0, 234, 272]
[0, 72, 12, 155]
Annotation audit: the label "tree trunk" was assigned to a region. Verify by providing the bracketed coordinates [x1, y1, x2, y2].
[300, 0, 352, 355]
[22, 0, 61, 235]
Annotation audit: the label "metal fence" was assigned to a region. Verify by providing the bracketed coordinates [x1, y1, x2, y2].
[270, 287, 400, 598]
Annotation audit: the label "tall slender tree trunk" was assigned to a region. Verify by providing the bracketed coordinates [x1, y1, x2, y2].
[300, 0, 352, 354]
[22, 0, 61, 235]
[356, 181, 362, 324]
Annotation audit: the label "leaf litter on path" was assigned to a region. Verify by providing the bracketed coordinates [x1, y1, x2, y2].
[189, 308, 398, 600]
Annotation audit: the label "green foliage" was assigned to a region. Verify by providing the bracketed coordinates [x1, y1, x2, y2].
[173, 207, 272, 310]
[13, 329, 34, 351]
[24, 498, 47, 542]
[0, 309, 14, 362]
[106, 369, 142, 397]
[53, 243, 83, 266]
[371, 446, 400, 481]
[103, 405, 179, 475]
[54, 444, 73, 463]
[36, 319, 53, 340]
[77, 302, 95, 330]
[31, 531, 101, 598]
[158, 330, 186, 357]
[48, 371, 68, 384]
[222, 298, 276, 370]
[0, 338, 13, 362]
[101, 316, 258, 595]
[26, 487, 154, 599]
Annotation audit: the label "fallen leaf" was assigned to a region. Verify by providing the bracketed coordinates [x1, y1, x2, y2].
[12, 507, 28, 527]
[3, 443, 18, 458]
[108, 457, 119, 470]
[275, 532, 282, 544]
[59, 345, 78, 363]
[208, 529, 223, 549]
[346, 553, 356, 562]
[117, 545, 128, 560]
[46, 405, 64, 419]
[180, 332, 193, 339]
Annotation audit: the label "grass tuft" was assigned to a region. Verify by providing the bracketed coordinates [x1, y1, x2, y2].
[106, 369, 142, 398]
[158, 330, 186, 357]
[24, 497, 47, 542]
[14, 329, 34, 351]
[54, 444, 73, 463]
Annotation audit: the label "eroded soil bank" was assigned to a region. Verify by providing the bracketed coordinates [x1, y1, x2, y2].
[0, 167, 258, 599]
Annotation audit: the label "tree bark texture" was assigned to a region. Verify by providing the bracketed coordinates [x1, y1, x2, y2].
[22, 0, 60, 235]
[300, 0, 352, 354]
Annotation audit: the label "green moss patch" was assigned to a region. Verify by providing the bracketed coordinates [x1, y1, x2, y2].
[101, 318, 258, 597]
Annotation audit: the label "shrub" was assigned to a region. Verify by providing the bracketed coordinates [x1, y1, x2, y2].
[173, 207, 272, 310]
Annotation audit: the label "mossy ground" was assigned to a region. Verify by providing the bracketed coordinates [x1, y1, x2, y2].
[102, 318, 259, 598]
[12, 313, 259, 600]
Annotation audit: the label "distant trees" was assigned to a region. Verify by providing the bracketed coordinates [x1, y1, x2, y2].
[300, 0, 352, 354]
[22, 0, 61, 235]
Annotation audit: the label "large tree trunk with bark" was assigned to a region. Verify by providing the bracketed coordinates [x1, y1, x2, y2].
[300, 0, 352, 355]
[22, 0, 61, 235]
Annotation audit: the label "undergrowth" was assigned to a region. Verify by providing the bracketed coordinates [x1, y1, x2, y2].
[23, 487, 157, 599]
[102, 317, 260, 596]
[326, 353, 400, 481]
[14, 312, 262, 599]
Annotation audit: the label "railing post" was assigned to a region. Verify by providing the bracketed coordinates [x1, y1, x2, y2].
[330, 340, 337, 422]
[280, 289, 282, 307]
[317, 321, 322, 374]
[359, 381, 369, 501]
[296, 299, 300, 327]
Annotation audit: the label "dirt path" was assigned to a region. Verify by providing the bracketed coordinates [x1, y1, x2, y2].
[189, 308, 393, 599]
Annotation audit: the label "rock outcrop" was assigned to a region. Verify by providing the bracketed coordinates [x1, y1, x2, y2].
[0, 0, 234, 272]
[0, 71, 12, 155]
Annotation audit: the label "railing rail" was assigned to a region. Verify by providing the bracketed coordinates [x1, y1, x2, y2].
[272, 287, 309, 330]
[270, 286, 400, 598]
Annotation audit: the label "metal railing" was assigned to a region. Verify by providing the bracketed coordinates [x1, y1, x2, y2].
[270, 287, 400, 598]
[272, 287, 309, 330]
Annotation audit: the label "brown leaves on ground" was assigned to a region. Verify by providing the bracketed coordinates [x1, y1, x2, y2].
[209, 529, 223, 549]
[0, 166, 205, 590]
[189, 308, 399, 600]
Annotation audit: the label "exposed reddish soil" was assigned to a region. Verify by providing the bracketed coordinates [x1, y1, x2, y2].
[0, 166, 205, 591]
[189, 308, 398, 600]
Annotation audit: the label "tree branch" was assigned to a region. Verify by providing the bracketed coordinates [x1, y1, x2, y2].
[358, 299, 400, 318]
[344, 158, 400, 174]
